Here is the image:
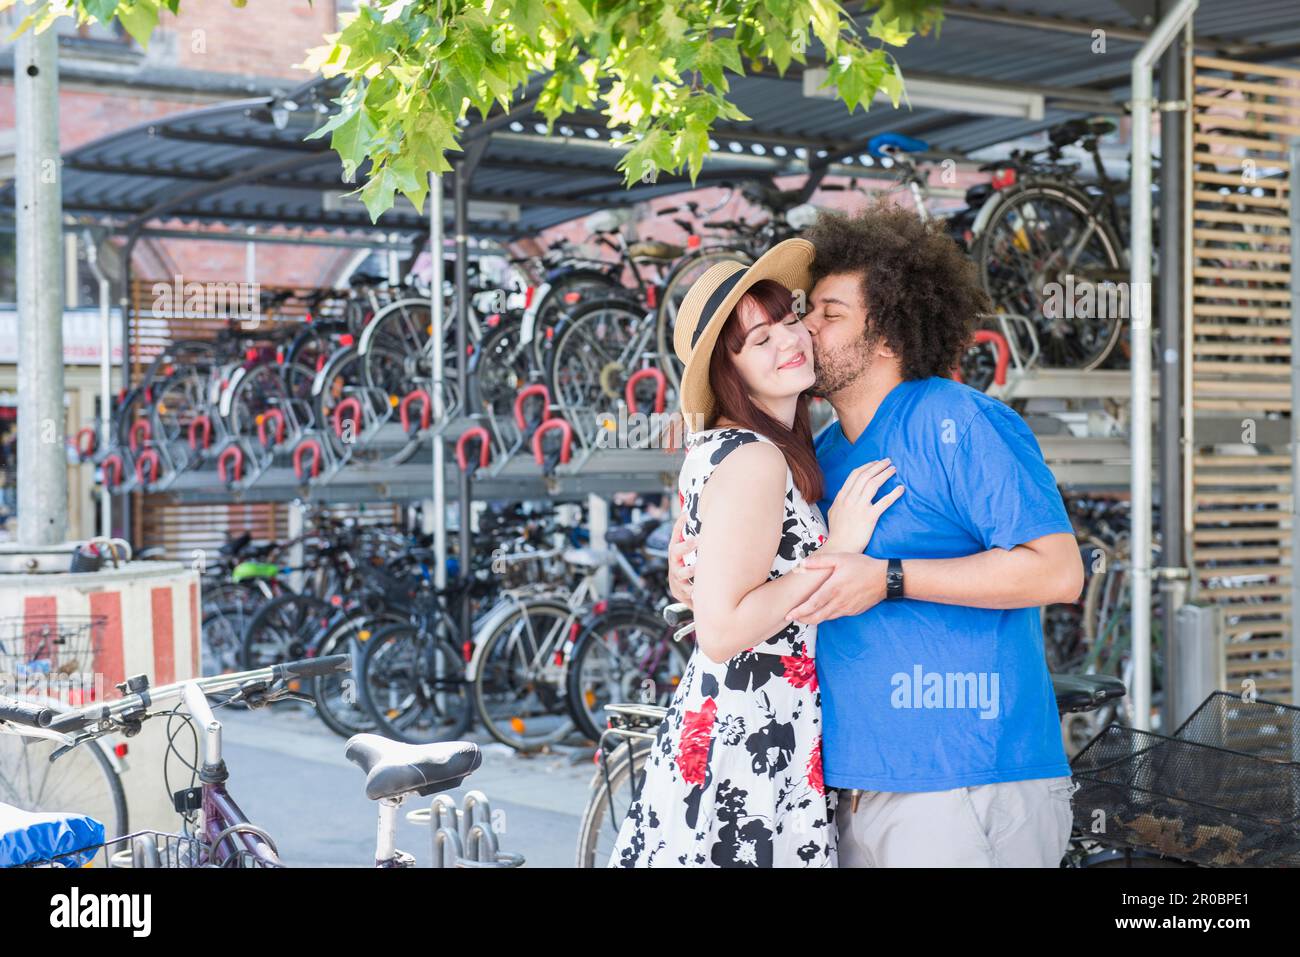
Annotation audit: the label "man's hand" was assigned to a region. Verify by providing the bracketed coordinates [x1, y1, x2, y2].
[785, 553, 887, 624]
[667, 510, 697, 609]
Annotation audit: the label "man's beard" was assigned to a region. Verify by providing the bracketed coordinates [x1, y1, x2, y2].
[810, 334, 876, 397]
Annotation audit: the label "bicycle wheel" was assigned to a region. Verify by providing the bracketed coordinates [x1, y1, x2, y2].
[575, 744, 650, 868]
[526, 269, 625, 374]
[467, 318, 534, 418]
[357, 620, 473, 743]
[0, 717, 129, 859]
[972, 183, 1125, 371]
[239, 593, 334, 670]
[655, 247, 753, 388]
[311, 613, 397, 738]
[472, 599, 575, 751]
[547, 298, 654, 427]
[565, 606, 688, 743]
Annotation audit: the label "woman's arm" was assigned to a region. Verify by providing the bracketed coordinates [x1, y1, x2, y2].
[691, 442, 834, 663]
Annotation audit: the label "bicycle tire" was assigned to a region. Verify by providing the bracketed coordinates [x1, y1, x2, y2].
[471, 598, 576, 751]
[971, 181, 1125, 372]
[357, 620, 474, 743]
[310, 611, 406, 738]
[545, 297, 653, 428]
[575, 743, 650, 868]
[526, 269, 626, 373]
[565, 605, 689, 743]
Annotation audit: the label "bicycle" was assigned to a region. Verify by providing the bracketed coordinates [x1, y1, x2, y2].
[0, 655, 521, 868]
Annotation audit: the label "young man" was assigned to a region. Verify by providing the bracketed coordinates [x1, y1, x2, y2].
[669, 205, 1085, 867]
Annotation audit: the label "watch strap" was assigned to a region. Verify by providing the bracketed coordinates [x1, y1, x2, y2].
[886, 557, 904, 599]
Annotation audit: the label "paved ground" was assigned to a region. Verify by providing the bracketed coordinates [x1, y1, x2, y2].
[214, 702, 600, 868]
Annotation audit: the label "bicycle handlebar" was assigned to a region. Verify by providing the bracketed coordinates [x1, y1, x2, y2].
[0, 699, 54, 728]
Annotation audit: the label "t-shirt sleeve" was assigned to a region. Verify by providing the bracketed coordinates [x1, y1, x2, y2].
[949, 405, 1073, 551]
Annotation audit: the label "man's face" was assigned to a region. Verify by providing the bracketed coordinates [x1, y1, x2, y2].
[802, 272, 876, 397]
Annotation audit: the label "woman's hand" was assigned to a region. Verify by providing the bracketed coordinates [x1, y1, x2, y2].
[823, 458, 904, 555]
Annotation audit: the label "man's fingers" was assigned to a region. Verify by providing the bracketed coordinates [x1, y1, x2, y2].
[801, 554, 839, 571]
[788, 587, 834, 622]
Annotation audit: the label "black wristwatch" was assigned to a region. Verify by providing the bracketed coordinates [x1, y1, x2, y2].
[885, 558, 905, 600]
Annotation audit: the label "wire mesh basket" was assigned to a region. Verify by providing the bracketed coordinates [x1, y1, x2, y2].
[0, 616, 106, 705]
[1173, 690, 1300, 762]
[1070, 724, 1300, 867]
[16, 829, 280, 868]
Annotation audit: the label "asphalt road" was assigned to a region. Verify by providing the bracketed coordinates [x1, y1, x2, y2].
[214, 702, 600, 868]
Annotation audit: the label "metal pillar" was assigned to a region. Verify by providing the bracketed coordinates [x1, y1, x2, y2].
[15, 25, 68, 546]
[1130, 0, 1198, 731]
[119, 232, 140, 544]
[430, 174, 447, 592]
[454, 163, 472, 643]
[1157, 23, 1190, 730]
[84, 231, 113, 538]
[1289, 137, 1300, 705]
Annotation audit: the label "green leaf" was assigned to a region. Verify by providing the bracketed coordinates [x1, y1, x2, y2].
[118, 0, 159, 49]
[360, 164, 398, 221]
[878, 62, 904, 108]
[867, 15, 912, 47]
[329, 104, 379, 178]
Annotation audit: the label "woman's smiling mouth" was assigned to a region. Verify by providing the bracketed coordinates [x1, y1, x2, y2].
[778, 352, 807, 371]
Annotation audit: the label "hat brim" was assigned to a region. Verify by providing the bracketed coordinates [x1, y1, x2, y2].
[678, 238, 815, 424]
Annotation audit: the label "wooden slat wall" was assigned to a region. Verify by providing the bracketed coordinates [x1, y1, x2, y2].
[1190, 56, 1298, 701]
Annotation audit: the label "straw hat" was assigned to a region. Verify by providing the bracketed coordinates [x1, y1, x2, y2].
[673, 237, 815, 423]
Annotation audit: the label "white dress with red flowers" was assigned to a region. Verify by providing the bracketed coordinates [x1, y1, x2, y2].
[608, 427, 837, 868]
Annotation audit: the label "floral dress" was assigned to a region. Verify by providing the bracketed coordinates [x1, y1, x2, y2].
[608, 427, 838, 868]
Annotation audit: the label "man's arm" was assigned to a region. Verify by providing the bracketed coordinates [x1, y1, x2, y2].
[785, 531, 1083, 624]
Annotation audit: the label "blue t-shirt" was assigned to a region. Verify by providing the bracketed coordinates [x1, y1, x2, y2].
[813, 376, 1073, 792]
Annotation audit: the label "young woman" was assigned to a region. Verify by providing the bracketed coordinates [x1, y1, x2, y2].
[608, 239, 903, 868]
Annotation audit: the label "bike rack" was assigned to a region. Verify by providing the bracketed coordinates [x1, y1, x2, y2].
[407, 791, 523, 868]
[217, 444, 245, 488]
[128, 419, 151, 454]
[101, 452, 125, 491]
[488, 384, 552, 478]
[74, 426, 97, 461]
[456, 425, 491, 476]
[532, 418, 574, 477]
[188, 415, 213, 454]
[399, 388, 433, 437]
[134, 448, 161, 488]
[257, 409, 287, 451]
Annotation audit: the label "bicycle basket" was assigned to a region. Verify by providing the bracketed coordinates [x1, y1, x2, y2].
[1172, 691, 1300, 762]
[0, 616, 106, 705]
[1070, 724, 1300, 867]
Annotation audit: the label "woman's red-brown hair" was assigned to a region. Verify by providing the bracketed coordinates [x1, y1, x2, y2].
[706, 279, 822, 504]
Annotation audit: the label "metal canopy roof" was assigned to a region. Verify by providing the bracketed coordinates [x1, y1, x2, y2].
[4, 0, 1300, 241]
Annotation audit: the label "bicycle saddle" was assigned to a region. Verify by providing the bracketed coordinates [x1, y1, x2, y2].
[605, 518, 663, 549]
[344, 734, 482, 802]
[1051, 673, 1127, 714]
[867, 132, 929, 157]
[627, 240, 684, 262]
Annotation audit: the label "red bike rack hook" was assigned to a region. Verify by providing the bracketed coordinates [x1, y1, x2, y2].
[217, 445, 244, 485]
[74, 427, 97, 460]
[532, 418, 573, 470]
[258, 409, 286, 450]
[188, 414, 212, 451]
[333, 397, 363, 440]
[625, 368, 667, 415]
[972, 329, 1011, 387]
[513, 384, 551, 432]
[102, 453, 124, 490]
[135, 448, 161, 486]
[456, 426, 491, 472]
[400, 389, 433, 434]
[128, 419, 152, 453]
[293, 439, 323, 482]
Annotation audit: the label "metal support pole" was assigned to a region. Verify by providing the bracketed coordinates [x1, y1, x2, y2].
[431, 174, 447, 592]
[1158, 25, 1189, 730]
[1130, 0, 1198, 732]
[454, 164, 472, 643]
[84, 231, 113, 538]
[588, 493, 609, 598]
[1289, 137, 1300, 706]
[120, 232, 139, 545]
[15, 24, 68, 546]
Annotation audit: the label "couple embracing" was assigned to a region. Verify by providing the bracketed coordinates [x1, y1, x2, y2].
[608, 205, 1086, 868]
